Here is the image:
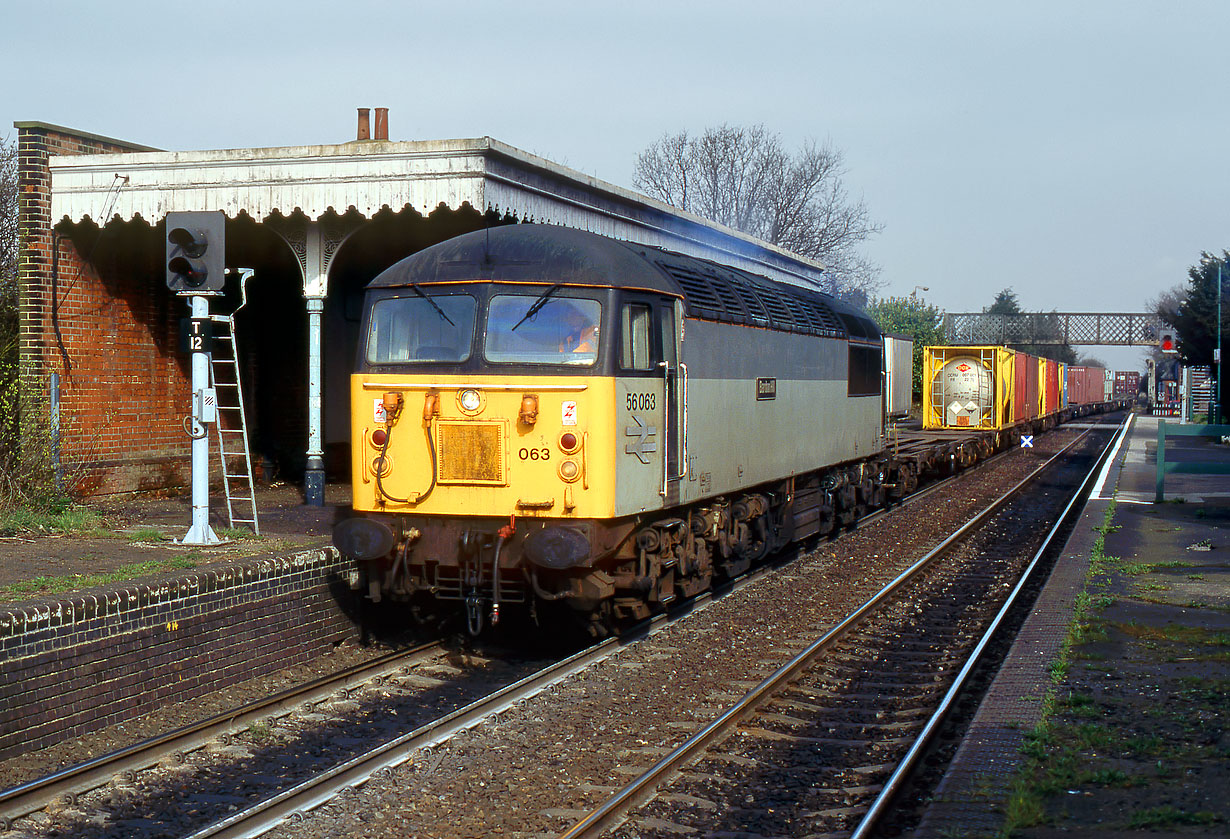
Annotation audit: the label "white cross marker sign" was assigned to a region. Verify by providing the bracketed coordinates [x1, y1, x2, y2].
[1021, 435, 1034, 448]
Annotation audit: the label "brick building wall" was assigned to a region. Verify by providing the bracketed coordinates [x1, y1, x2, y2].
[16, 123, 193, 495]
[0, 549, 359, 759]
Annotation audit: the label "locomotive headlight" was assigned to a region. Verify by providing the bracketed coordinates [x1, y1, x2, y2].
[457, 388, 483, 414]
[558, 459, 581, 482]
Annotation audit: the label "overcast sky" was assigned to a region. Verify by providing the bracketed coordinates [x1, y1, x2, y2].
[4, 0, 1226, 371]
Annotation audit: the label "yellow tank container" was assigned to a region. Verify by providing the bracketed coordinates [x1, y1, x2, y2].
[923, 346, 1018, 431]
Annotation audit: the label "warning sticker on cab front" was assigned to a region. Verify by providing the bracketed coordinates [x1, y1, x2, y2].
[562, 401, 578, 426]
[374, 398, 387, 424]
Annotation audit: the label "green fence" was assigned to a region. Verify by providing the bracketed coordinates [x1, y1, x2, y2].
[1155, 420, 1230, 502]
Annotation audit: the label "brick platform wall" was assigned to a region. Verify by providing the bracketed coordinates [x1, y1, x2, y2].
[0, 548, 360, 759]
[16, 123, 192, 495]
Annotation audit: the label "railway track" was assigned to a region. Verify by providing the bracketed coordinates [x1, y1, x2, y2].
[562, 418, 1123, 838]
[1, 418, 1122, 839]
[0, 644, 451, 831]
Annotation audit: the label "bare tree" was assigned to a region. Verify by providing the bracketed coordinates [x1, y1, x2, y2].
[0, 134, 16, 314]
[634, 124, 883, 301]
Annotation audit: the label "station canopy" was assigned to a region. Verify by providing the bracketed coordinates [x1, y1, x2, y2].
[48, 135, 830, 293]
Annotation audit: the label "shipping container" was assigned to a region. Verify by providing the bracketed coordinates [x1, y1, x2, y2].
[1013, 350, 1040, 422]
[923, 346, 1039, 430]
[1066, 365, 1105, 406]
[883, 333, 914, 418]
[1113, 370, 1140, 398]
[1039, 357, 1061, 416]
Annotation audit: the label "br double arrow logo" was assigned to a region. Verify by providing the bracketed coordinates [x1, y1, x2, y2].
[625, 414, 658, 464]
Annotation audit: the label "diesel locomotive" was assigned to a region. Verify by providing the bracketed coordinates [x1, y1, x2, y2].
[333, 224, 902, 635]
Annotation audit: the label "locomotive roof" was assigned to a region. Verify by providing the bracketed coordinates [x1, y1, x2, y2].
[367, 224, 880, 341]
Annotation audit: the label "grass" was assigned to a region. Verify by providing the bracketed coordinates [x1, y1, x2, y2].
[1115, 623, 1228, 645]
[1000, 497, 1230, 836]
[0, 506, 107, 537]
[127, 527, 170, 543]
[1000, 502, 1120, 835]
[1058, 692, 1100, 719]
[0, 557, 201, 600]
[1129, 806, 1223, 828]
[247, 720, 273, 743]
[215, 526, 262, 541]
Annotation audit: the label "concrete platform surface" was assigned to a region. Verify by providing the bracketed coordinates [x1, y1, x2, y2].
[913, 414, 1230, 836]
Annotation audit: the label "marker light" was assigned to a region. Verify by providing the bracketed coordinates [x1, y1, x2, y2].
[558, 459, 580, 482]
[559, 432, 579, 452]
[459, 389, 482, 412]
[371, 428, 387, 447]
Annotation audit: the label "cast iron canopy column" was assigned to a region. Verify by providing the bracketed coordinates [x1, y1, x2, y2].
[269, 214, 361, 506]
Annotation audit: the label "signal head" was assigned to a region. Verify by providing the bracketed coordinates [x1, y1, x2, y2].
[165, 211, 226, 294]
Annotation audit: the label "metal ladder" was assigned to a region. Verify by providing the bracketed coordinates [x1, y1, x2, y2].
[209, 270, 260, 535]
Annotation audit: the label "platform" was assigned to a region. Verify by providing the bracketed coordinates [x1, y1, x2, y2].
[912, 413, 1230, 835]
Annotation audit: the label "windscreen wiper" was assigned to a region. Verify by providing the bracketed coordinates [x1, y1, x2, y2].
[410, 284, 455, 326]
[511, 284, 561, 332]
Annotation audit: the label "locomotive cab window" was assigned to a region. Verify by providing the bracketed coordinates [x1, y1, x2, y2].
[366, 293, 477, 364]
[620, 303, 652, 370]
[485, 294, 602, 366]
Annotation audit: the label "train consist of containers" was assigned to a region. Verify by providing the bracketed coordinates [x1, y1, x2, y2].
[923, 346, 1129, 443]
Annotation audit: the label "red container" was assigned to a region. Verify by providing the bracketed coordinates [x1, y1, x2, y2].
[1113, 371, 1140, 398]
[1066, 365, 1103, 405]
[1040, 358, 1060, 416]
[1013, 350, 1039, 421]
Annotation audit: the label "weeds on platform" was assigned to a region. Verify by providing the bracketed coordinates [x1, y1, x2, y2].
[215, 525, 263, 541]
[1001, 499, 1230, 835]
[0, 504, 105, 537]
[1129, 806, 1222, 828]
[0, 556, 201, 601]
[999, 501, 1121, 835]
[127, 527, 171, 543]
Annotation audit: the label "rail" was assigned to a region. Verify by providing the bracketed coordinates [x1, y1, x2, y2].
[849, 416, 1126, 837]
[558, 424, 1111, 839]
[0, 645, 442, 830]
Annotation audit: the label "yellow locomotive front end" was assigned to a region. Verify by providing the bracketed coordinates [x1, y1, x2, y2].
[352, 375, 615, 522]
[333, 257, 675, 636]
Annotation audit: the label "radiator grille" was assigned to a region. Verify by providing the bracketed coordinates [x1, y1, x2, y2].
[436, 421, 506, 484]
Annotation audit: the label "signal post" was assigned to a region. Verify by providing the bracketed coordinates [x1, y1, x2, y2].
[165, 211, 226, 545]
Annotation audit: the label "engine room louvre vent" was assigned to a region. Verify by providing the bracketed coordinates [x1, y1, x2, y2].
[436, 421, 506, 484]
[653, 254, 848, 340]
[658, 262, 747, 324]
[727, 278, 772, 325]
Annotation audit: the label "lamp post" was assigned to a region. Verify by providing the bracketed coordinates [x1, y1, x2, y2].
[911, 285, 929, 299]
[1217, 258, 1223, 424]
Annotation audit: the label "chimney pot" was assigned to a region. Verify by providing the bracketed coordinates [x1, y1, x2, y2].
[374, 107, 389, 141]
[357, 108, 371, 141]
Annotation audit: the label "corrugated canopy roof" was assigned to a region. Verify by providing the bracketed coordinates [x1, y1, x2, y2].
[48, 135, 830, 291]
